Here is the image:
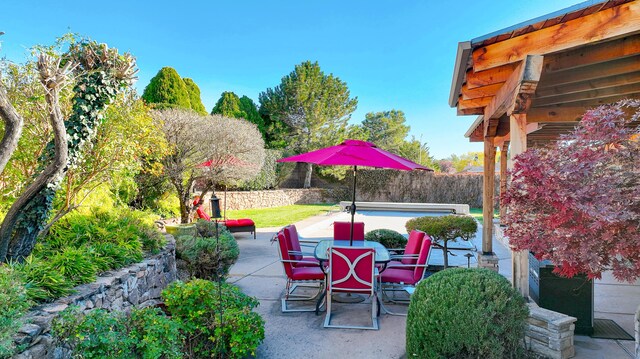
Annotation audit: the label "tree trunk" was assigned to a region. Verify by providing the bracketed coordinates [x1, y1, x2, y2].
[0, 84, 24, 174]
[303, 162, 312, 188]
[0, 55, 68, 262]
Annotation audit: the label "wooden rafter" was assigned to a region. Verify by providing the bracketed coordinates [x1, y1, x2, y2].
[461, 83, 503, 100]
[538, 55, 640, 88]
[458, 96, 493, 110]
[472, 1, 640, 72]
[543, 34, 640, 72]
[535, 71, 640, 98]
[466, 63, 518, 89]
[482, 55, 544, 131]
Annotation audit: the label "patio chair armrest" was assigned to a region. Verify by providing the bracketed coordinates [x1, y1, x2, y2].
[288, 250, 315, 257]
[389, 254, 419, 260]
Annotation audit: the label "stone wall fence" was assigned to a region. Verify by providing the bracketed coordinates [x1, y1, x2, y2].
[12, 236, 177, 359]
[200, 188, 337, 211]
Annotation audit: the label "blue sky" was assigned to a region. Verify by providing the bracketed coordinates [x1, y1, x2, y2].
[0, 0, 579, 159]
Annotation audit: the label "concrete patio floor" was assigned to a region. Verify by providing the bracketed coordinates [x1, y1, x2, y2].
[227, 211, 638, 359]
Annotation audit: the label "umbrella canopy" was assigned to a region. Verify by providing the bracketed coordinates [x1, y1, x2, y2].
[277, 139, 430, 171]
[278, 139, 433, 244]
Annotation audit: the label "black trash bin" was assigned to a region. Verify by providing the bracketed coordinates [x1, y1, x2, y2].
[529, 252, 594, 335]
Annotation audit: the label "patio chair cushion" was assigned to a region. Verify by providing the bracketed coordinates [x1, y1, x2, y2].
[380, 267, 418, 285]
[402, 230, 426, 265]
[333, 221, 365, 241]
[291, 266, 325, 281]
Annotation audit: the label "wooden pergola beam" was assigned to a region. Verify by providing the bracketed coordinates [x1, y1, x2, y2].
[483, 55, 544, 130]
[537, 55, 640, 89]
[459, 96, 493, 110]
[472, 1, 640, 72]
[461, 82, 503, 100]
[466, 63, 518, 89]
[536, 71, 640, 99]
[535, 81, 640, 107]
[527, 106, 591, 122]
[543, 34, 640, 73]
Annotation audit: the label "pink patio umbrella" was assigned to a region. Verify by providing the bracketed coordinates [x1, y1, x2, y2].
[278, 139, 433, 245]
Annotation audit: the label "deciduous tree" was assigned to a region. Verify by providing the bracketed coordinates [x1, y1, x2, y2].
[259, 61, 357, 188]
[152, 109, 264, 223]
[502, 100, 640, 282]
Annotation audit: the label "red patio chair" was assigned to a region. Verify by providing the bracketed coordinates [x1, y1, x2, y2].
[275, 230, 326, 312]
[324, 246, 378, 330]
[379, 236, 432, 315]
[333, 221, 365, 241]
[387, 230, 426, 269]
[283, 225, 320, 268]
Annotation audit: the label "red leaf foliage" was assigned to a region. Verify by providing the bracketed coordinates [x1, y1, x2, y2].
[501, 100, 640, 282]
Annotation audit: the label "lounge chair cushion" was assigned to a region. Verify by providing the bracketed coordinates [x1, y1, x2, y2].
[224, 219, 255, 227]
[380, 268, 418, 285]
[291, 266, 325, 281]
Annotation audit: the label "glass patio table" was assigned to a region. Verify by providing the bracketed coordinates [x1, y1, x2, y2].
[314, 239, 391, 263]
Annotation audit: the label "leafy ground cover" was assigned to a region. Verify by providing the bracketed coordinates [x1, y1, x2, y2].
[225, 204, 338, 228]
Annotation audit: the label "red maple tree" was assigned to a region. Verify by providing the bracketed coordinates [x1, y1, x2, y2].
[502, 100, 640, 282]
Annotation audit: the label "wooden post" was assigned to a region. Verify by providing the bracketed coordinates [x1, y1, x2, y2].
[482, 138, 496, 254]
[510, 114, 529, 297]
[499, 142, 509, 221]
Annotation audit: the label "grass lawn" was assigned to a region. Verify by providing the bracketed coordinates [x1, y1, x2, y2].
[225, 204, 339, 228]
[470, 208, 500, 224]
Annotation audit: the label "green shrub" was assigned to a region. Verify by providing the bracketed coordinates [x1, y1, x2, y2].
[364, 229, 407, 249]
[406, 268, 528, 359]
[162, 279, 264, 359]
[128, 307, 183, 359]
[52, 306, 182, 359]
[176, 221, 239, 280]
[52, 307, 132, 359]
[0, 266, 31, 358]
[12, 256, 74, 302]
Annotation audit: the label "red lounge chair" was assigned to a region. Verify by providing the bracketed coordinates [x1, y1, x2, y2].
[333, 221, 365, 241]
[223, 218, 256, 239]
[324, 246, 378, 330]
[283, 225, 320, 268]
[276, 230, 325, 312]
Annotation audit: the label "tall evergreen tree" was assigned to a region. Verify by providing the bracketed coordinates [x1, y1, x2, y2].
[183, 78, 207, 115]
[259, 61, 357, 188]
[239, 96, 265, 137]
[211, 91, 245, 118]
[361, 110, 410, 153]
[141, 67, 191, 110]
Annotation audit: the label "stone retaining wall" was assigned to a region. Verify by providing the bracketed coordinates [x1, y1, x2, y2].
[202, 188, 336, 211]
[12, 236, 177, 359]
[526, 303, 577, 359]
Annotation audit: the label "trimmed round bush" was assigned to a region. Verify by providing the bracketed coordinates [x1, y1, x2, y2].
[406, 268, 528, 359]
[364, 229, 407, 249]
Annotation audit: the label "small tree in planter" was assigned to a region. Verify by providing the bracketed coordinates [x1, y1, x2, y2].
[405, 215, 477, 269]
[502, 100, 640, 282]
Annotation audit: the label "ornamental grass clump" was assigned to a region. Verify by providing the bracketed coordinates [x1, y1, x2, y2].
[162, 279, 265, 359]
[0, 266, 31, 357]
[405, 214, 477, 268]
[406, 268, 528, 359]
[364, 228, 407, 249]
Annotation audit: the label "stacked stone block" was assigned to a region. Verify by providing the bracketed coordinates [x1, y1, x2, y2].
[12, 236, 176, 359]
[526, 303, 577, 359]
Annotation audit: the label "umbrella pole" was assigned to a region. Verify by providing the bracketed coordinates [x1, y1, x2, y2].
[350, 166, 357, 246]
[224, 185, 228, 221]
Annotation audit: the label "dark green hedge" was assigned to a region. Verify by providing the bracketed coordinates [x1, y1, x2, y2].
[406, 268, 528, 358]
